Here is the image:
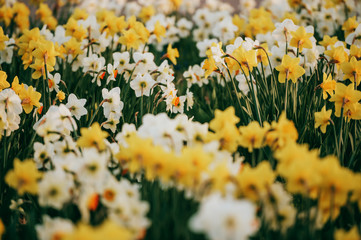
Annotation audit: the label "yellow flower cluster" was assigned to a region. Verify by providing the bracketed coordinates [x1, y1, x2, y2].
[275, 142, 361, 224]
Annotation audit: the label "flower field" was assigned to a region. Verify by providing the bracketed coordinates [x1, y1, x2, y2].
[0, 0, 361, 239]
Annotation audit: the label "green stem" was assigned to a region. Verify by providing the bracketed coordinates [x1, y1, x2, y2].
[87, 99, 106, 127]
[225, 67, 243, 112]
[1, 131, 7, 204]
[251, 150, 256, 167]
[249, 71, 263, 126]
[338, 106, 344, 165]
[140, 94, 144, 126]
[331, 119, 340, 157]
[284, 79, 289, 116]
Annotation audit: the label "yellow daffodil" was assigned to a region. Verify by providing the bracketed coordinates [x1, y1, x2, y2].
[324, 46, 348, 69]
[56, 91, 65, 102]
[231, 46, 257, 76]
[119, 29, 142, 50]
[275, 55, 305, 83]
[232, 14, 246, 36]
[320, 73, 336, 100]
[0, 26, 9, 51]
[77, 122, 109, 151]
[265, 112, 298, 149]
[238, 121, 269, 152]
[350, 45, 361, 60]
[256, 43, 272, 66]
[19, 86, 41, 114]
[35, 3, 52, 21]
[319, 35, 338, 48]
[43, 16, 57, 30]
[341, 56, 361, 86]
[290, 26, 313, 52]
[210, 106, 239, 132]
[153, 21, 166, 43]
[0, 71, 10, 91]
[71, 8, 88, 20]
[236, 162, 275, 201]
[64, 17, 87, 41]
[139, 5, 155, 22]
[283, 157, 321, 197]
[170, 0, 183, 9]
[63, 37, 83, 57]
[11, 76, 24, 95]
[0, 6, 14, 27]
[202, 56, 217, 79]
[166, 44, 179, 65]
[342, 16, 358, 38]
[335, 226, 361, 240]
[32, 39, 58, 67]
[314, 106, 332, 134]
[344, 103, 361, 121]
[329, 82, 361, 117]
[5, 159, 42, 195]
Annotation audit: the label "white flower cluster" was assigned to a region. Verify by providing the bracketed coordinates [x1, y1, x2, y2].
[189, 193, 259, 240]
[146, 14, 193, 51]
[0, 88, 22, 137]
[0, 37, 15, 65]
[101, 87, 124, 133]
[32, 125, 150, 239]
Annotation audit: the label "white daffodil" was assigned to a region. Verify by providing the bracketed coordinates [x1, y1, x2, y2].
[66, 93, 87, 120]
[130, 73, 156, 97]
[47, 72, 61, 92]
[102, 87, 123, 117]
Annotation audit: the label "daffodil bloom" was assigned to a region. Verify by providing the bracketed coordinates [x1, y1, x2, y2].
[64, 17, 87, 41]
[139, 5, 155, 22]
[231, 46, 257, 75]
[320, 73, 336, 100]
[256, 43, 272, 66]
[314, 106, 332, 134]
[0, 6, 13, 27]
[275, 55, 305, 83]
[56, 91, 65, 102]
[290, 26, 313, 52]
[11, 76, 24, 95]
[236, 162, 275, 201]
[0, 71, 10, 91]
[77, 122, 108, 151]
[32, 39, 58, 67]
[343, 103, 361, 121]
[5, 159, 42, 195]
[35, 3, 52, 21]
[341, 57, 361, 86]
[202, 56, 217, 79]
[19, 86, 41, 114]
[63, 37, 83, 58]
[72, 8, 88, 20]
[329, 82, 361, 117]
[335, 227, 361, 240]
[319, 35, 338, 48]
[0, 27, 9, 51]
[153, 21, 166, 43]
[30, 59, 54, 79]
[324, 46, 348, 69]
[119, 29, 142, 50]
[209, 106, 239, 132]
[166, 44, 179, 65]
[342, 16, 358, 38]
[350, 45, 361, 60]
[238, 121, 269, 152]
